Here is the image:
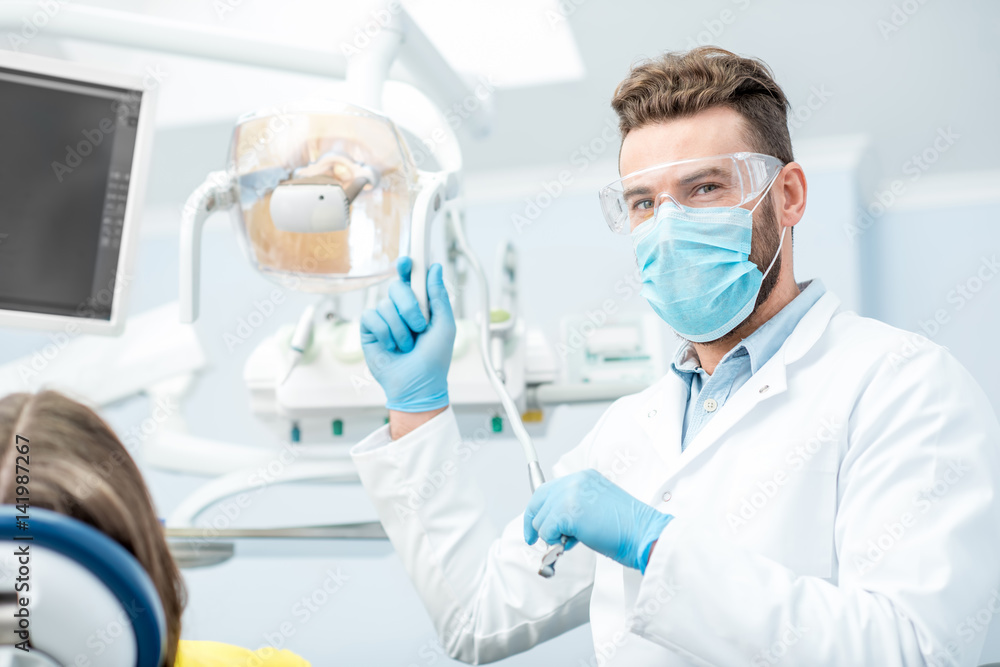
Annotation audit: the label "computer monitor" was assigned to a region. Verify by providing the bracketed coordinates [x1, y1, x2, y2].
[0, 50, 155, 335]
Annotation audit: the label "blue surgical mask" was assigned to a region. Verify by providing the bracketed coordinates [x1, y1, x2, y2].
[631, 197, 785, 343]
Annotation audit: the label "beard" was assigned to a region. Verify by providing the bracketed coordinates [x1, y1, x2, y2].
[748, 192, 783, 312]
[693, 192, 784, 346]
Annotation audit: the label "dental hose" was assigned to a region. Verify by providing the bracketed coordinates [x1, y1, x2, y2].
[446, 211, 547, 493]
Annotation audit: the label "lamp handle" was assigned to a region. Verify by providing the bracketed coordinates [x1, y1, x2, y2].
[179, 172, 234, 323]
[408, 176, 448, 321]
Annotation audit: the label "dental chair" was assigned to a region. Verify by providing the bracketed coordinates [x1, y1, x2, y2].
[0, 506, 166, 666]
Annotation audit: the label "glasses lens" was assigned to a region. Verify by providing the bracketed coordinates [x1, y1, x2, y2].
[602, 154, 783, 234]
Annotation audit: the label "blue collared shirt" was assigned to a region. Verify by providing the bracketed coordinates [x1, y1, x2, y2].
[671, 279, 826, 451]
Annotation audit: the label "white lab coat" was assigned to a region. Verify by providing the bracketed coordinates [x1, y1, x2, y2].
[351, 290, 1000, 666]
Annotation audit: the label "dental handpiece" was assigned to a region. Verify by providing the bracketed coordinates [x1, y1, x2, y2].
[538, 536, 569, 579]
[529, 461, 570, 578]
[280, 304, 316, 384]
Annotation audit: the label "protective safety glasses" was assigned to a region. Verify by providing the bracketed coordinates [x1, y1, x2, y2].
[599, 152, 785, 234]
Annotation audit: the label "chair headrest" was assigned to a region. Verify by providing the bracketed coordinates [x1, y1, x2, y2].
[0, 506, 166, 667]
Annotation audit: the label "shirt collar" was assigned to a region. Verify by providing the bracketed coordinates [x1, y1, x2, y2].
[670, 279, 827, 378]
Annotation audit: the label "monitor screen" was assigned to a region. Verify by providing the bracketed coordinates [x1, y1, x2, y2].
[0, 63, 143, 325]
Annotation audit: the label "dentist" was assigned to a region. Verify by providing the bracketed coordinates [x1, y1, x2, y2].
[350, 47, 1000, 666]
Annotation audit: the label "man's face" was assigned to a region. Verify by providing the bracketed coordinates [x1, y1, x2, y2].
[619, 106, 784, 317]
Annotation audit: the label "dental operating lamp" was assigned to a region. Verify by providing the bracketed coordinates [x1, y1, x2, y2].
[169, 3, 562, 575]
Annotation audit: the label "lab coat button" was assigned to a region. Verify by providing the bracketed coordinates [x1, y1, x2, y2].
[662, 491, 672, 502]
[703, 398, 718, 412]
[648, 409, 657, 418]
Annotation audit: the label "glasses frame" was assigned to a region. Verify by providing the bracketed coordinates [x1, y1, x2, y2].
[599, 152, 785, 234]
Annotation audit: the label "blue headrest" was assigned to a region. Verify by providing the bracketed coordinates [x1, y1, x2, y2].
[0, 506, 166, 667]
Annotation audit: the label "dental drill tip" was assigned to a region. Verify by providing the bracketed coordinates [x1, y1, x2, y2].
[280, 353, 301, 385]
[537, 535, 569, 578]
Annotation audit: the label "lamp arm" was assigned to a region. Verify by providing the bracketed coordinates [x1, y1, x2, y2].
[179, 171, 235, 323]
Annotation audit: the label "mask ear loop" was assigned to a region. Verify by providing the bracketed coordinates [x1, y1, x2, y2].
[760, 224, 787, 281]
[748, 164, 782, 215]
[749, 167, 786, 282]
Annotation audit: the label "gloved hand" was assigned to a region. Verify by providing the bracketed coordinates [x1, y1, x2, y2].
[359, 256, 456, 412]
[524, 469, 673, 574]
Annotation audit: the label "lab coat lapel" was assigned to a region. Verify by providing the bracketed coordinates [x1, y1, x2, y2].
[662, 291, 843, 480]
[673, 361, 789, 474]
[636, 372, 687, 471]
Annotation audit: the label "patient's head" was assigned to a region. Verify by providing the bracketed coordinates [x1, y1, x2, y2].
[0, 390, 186, 665]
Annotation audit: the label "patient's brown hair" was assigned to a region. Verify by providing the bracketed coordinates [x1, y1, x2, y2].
[0, 391, 185, 666]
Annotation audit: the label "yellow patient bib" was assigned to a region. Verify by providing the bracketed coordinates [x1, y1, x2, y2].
[175, 640, 311, 666]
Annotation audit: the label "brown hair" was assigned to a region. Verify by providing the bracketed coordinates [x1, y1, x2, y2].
[611, 46, 794, 164]
[0, 391, 185, 666]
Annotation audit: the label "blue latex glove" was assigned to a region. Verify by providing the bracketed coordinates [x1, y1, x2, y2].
[359, 257, 456, 412]
[523, 469, 673, 574]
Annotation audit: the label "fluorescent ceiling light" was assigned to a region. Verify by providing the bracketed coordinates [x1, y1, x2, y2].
[401, 0, 586, 87]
